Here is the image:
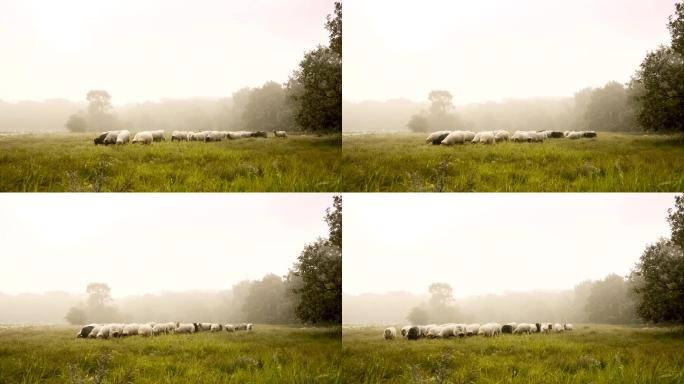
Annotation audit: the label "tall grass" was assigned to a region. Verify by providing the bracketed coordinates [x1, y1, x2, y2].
[341, 132, 684, 191]
[0, 325, 341, 384]
[342, 324, 684, 383]
[0, 133, 341, 192]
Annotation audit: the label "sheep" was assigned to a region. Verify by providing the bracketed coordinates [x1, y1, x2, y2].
[103, 131, 121, 145]
[88, 325, 101, 338]
[109, 323, 124, 337]
[465, 323, 481, 336]
[454, 324, 467, 337]
[94, 132, 109, 145]
[548, 131, 564, 138]
[175, 323, 195, 334]
[205, 131, 225, 142]
[198, 322, 213, 332]
[426, 325, 444, 338]
[418, 325, 432, 338]
[152, 323, 168, 335]
[540, 323, 549, 333]
[384, 327, 397, 340]
[439, 324, 456, 338]
[582, 131, 597, 138]
[132, 131, 153, 144]
[511, 131, 531, 142]
[76, 324, 97, 338]
[426, 131, 451, 145]
[400, 325, 412, 337]
[171, 131, 189, 141]
[116, 130, 130, 145]
[210, 323, 223, 332]
[96, 325, 111, 339]
[224, 324, 235, 332]
[502, 324, 515, 334]
[441, 131, 466, 145]
[407, 326, 421, 340]
[514, 323, 533, 335]
[564, 323, 573, 331]
[246, 323, 253, 331]
[494, 130, 510, 142]
[473, 131, 495, 144]
[567, 131, 582, 139]
[138, 324, 153, 337]
[122, 323, 139, 336]
[477, 323, 500, 337]
[251, 131, 268, 138]
[151, 130, 165, 142]
[273, 130, 288, 138]
[528, 131, 546, 142]
[462, 131, 476, 142]
[553, 323, 564, 333]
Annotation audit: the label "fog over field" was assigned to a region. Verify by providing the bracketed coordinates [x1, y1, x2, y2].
[342, 193, 676, 324]
[0, 194, 332, 323]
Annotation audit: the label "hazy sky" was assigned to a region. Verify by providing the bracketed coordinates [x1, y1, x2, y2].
[343, 193, 676, 297]
[0, 0, 332, 103]
[344, 0, 677, 104]
[0, 194, 332, 297]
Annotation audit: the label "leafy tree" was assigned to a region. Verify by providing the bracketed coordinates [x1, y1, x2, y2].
[426, 282, 461, 323]
[584, 274, 636, 323]
[584, 81, 638, 131]
[407, 114, 429, 133]
[241, 274, 296, 324]
[86, 90, 113, 116]
[86, 282, 112, 308]
[242, 81, 294, 132]
[326, 1, 342, 57]
[668, 195, 684, 248]
[629, 2, 684, 132]
[630, 239, 684, 323]
[65, 114, 87, 132]
[84, 282, 122, 323]
[407, 307, 429, 325]
[428, 90, 455, 116]
[64, 307, 87, 325]
[289, 196, 342, 325]
[286, 3, 341, 133]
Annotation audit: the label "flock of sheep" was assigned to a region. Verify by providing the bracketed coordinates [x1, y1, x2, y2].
[93, 129, 288, 145]
[76, 322, 253, 339]
[384, 322, 573, 340]
[426, 130, 597, 145]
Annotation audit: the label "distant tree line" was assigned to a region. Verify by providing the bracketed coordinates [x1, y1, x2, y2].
[63, 2, 341, 135]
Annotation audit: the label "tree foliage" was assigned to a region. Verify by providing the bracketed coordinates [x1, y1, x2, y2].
[242, 81, 294, 132]
[325, 195, 342, 249]
[584, 81, 638, 131]
[407, 90, 463, 133]
[668, 195, 684, 249]
[584, 274, 636, 323]
[326, 2, 342, 57]
[241, 274, 297, 324]
[65, 114, 87, 133]
[407, 306, 429, 325]
[64, 307, 87, 325]
[407, 114, 429, 133]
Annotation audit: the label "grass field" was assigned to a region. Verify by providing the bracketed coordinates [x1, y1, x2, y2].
[0, 133, 341, 192]
[0, 324, 341, 384]
[341, 132, 684, 192]
[341, 324, 684, 383]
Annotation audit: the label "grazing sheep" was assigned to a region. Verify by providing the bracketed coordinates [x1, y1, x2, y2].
[553, 323, 564, 333]
[475, 131, 496, 144]
[151, 130, 165, 142]
[96, 325, 111, 339]
[171, 131, 189, 141]
[540, 323, 549, 333]
[426, 131, 451, 145]
[439, 324, 456, 338]
[251, 131, 268, 138]
[103, 131, 121, 145]
[246, 323, 253, 331]
[109, 323, 124, 337]
[494, 130, 510, 142]
[502, 324, 515, 334]
[224, 324, 235, 332]
[205, 131, 227, 142]
[122, 323, 139, 336]
[384, 327, 397, 340]
[511, 131, 531, 142]
[94, 132, 109, 145]
[426, 325, 444, 338]
[273, 130, 288, 138]
[548, 131, 564, 138]
[76, 324, 97, 338]
[88, 325, 101, 338]
[138, 324, 154, 337]
[210, 323, 223, 332]
[175, 323, 195, 334]
[564, 323, 573, 331]
[116, 130, 130, 145]
[567, 131, 582, 139]
[407, 326, 421, 340]
[582, 131, 597, 138]
[441, 131, 466, 145]
[152, 323, 168, 335]
[132, 131, 153, 144]
[400, 325, 411, 337]
[514, 323, 533, 335]
[466, 323, 481, 336]
[462, 131, 476, 142]
[477, 323, 500, 337]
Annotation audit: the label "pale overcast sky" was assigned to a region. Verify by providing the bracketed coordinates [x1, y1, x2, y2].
[0, 0, 332, 103]
[343, 0, 677, 104]
[343, 193, 676, 297]
[0, 194, 332, 297]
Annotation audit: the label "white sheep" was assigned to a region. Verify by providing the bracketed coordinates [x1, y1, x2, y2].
[96, 325, 111, 339]
[109, 323, 124, 337]
[564, 323, 573, 331]
[205, 131, 225, 142]
[152, 323, 168, 335]
[171, 131, 189, 141]
[103, 131, 121, 145]
[426, 325, 444, 338]
[553, 323, 564, 333]
[210, 323, 223, 332]
[122, 323, 139, 336]
[477, 323, 500, 337]
[151, 130, 165, 142]
[439, 324, 456, 338]
[88, 325, 101, 338]
[441, 131, 466, 145]
[425, 131, 451, 145]
[465, 323, 481, 336]
[132, 131, 153, 144]
[246, 323, 253, 331]
[567, 131, 582, 139]
[463, 131, 476, 142]
[224, 324, 235, 332]
[116, 130, 130, 145]
[528, 131, 545, 142]
[384, 327, 397, 340]
[494, 130, 510, 142]
[400, 325, 412, 337]
[273, 130, 288, 138]
[514, 323, 533, 335]
[473, 131, 495, 144]
[175, 323, 195, 334]
[138, 324, 154, 337]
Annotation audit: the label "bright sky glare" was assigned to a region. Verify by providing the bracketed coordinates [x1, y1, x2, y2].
[343, 193, 675, 297]
[0, 0, 332, 103]
[0, 193, 332, 297]
[343, 0, 676, 104]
